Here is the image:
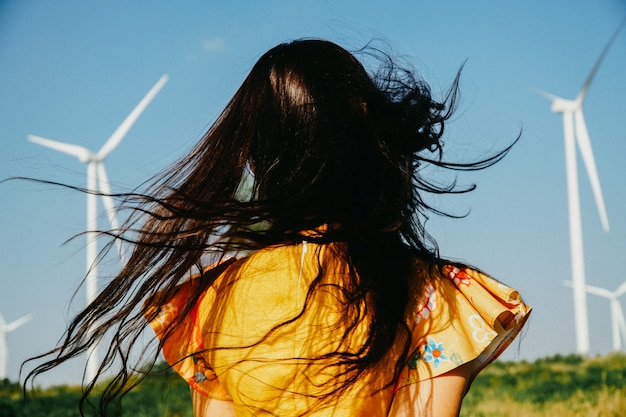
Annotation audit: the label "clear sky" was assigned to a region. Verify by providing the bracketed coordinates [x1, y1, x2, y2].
[1, 1, 625, 386]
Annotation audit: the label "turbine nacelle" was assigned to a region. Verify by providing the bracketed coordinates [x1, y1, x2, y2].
[532, 87, 583, 113]
[550, 97, 582, 114]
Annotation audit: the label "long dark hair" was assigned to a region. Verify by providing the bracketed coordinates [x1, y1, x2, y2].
[24, 39, 515, 414]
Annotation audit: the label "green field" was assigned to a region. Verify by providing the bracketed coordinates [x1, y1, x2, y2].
[462, 353, 626, 416]
[2, 353, 625, 416]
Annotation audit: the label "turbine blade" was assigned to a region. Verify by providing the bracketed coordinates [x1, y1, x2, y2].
[574, 109, 610, 232]
[532, 85, 560, 102]
[96, 163, 126, 262]
[28, 135, 93, 162]
[616, 280, 626, 297]
[97, 74, 169, 159]
[584, 284, 613, 299]
[4, 314, 32, 332]
[578, 17, 626, 102]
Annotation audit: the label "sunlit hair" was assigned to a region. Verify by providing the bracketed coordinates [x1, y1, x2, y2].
[24, 39, 515, 414]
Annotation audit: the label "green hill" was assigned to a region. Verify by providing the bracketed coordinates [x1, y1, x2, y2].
[2, 353, 625, 416]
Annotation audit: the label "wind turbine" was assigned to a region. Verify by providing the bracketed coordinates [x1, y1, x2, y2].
[537, 19, 625, 355]
[27, 74, 168, 380]
[564, 281, 626, 352]
[0, 311, 32, 380]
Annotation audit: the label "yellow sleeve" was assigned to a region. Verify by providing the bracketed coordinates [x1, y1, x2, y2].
[144, 259, 237, 401]
[395, 265, 531, 390]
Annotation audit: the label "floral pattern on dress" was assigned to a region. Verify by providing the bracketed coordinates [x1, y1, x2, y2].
[422, 337, 450, 368]
[446, 266, 471, 287]
[468, 313, 498, 343]
[394, 264, 531, 394]
[191, 355, 208, 383]
[415, 284, 437, 323]
[194, 371, 208, 383]
[149, 303, 177, 334]
[449, 351, 464, 366]
[407, 352, 421, 370]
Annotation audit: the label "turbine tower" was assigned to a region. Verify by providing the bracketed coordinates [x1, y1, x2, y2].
[538, 19, 625, 355]
[0, 312, 32, 380]
[27, 74, 168, 381]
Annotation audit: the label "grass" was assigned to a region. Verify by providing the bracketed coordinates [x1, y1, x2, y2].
[2, 353, 625, 416]
[460, 353, 626, 417]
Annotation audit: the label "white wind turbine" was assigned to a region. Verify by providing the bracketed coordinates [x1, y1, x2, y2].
[537, 20, 625, 355]
[27, 74, 168, 380]
[586, 282, 626, 352]
[0, 311, 32, 380]
[564, 281, 626, 352]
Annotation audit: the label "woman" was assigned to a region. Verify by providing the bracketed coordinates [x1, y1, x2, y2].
[27, 39, 530, 416]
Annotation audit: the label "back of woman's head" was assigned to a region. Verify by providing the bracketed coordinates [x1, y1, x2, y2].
[198, 39, 450, 239]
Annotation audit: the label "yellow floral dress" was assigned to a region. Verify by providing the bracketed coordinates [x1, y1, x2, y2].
[146, 242, 531, 416]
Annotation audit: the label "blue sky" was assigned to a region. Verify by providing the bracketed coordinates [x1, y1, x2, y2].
[1, 1, 625, 386]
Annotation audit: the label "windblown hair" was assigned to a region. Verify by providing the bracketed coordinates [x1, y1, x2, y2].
[24, 39, 514, 415]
